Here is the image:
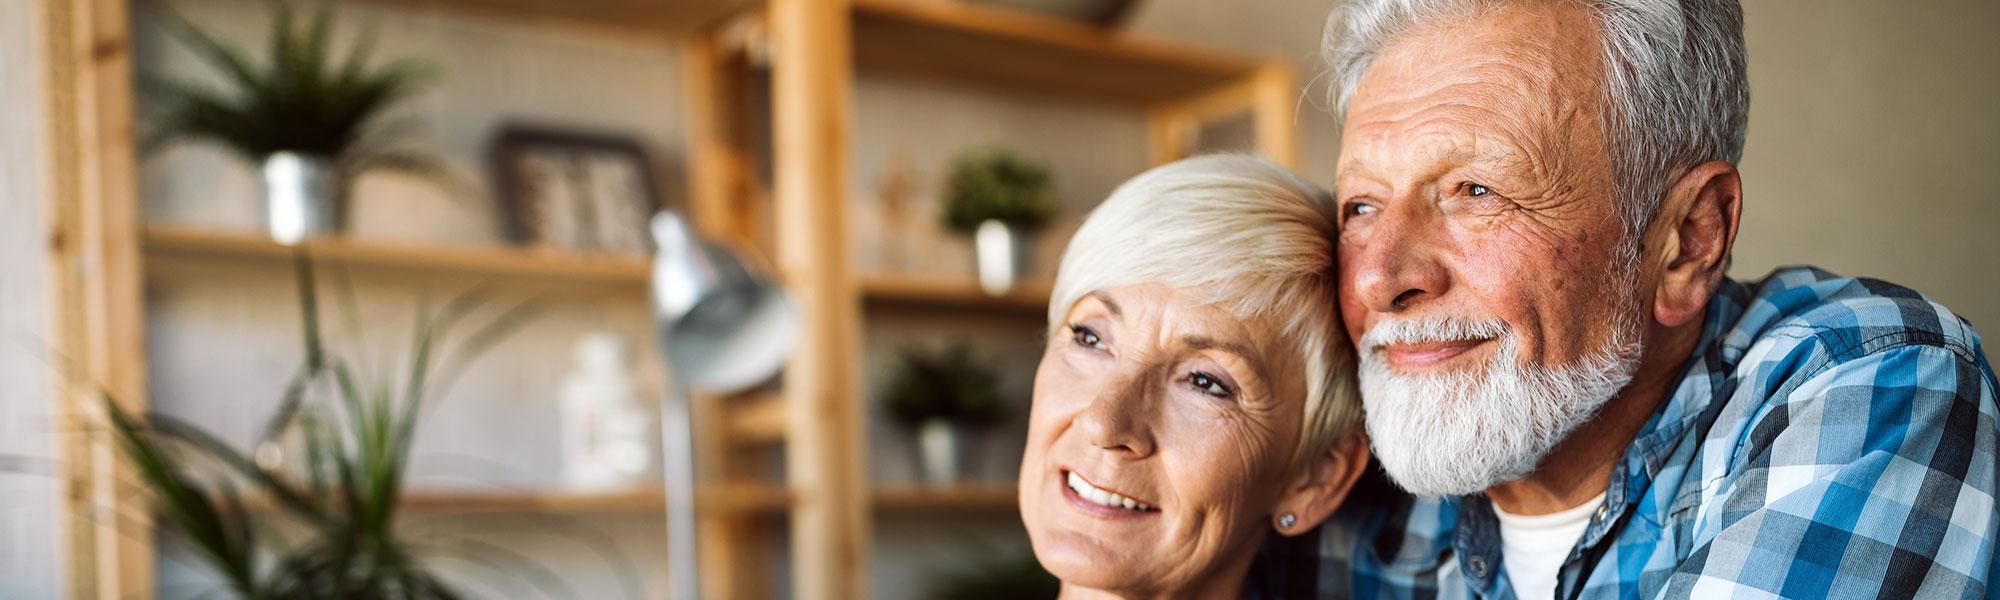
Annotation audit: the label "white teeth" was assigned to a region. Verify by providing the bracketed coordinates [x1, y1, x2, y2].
[1065, 471, 1154, 512]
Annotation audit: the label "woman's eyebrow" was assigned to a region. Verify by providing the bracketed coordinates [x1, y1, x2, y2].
[1182, 335, 1256, 361]
[1085, 291, 1123, 317]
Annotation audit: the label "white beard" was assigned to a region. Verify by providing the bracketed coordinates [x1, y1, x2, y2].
[1358, 313, 1643, 497]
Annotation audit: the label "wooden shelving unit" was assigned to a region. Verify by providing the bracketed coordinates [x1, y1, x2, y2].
[143, 225, 1054, 309]
[144, 225, 653, 289]
[49, 0, 1295, 598]
[850, 0, 1270, 106]
[684, 3, 1296, 598]
[861, 272, 1051, 313]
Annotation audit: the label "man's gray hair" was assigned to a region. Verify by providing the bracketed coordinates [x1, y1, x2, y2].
[1047, 154, 1361, 467]
[1323, 0, 1748, 242]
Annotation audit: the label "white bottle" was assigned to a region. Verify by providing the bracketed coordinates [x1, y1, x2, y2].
[559, 333, 652, 491]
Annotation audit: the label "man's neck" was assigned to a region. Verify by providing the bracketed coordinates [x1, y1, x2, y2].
[1485, 321, 1703, 515]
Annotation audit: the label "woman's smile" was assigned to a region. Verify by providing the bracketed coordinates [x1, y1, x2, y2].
[1060, 469, 1160, 519]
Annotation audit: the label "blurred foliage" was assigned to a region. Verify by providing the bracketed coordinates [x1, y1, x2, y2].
[100, 251, 572, 599]
[881, 343, 1009, 429]
[941, 147, 1058, 233]
[924, 547, 1061, 600]
[142, 1, 454, 189]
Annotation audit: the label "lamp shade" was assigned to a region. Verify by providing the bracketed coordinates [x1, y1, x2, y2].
[649, 211, 797, 393]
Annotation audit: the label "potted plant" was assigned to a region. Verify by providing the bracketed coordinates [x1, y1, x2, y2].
[88, 252, 632, 598]
[941, 147, 1058, 295]
[881, 343, 1008, 484]
[144, 2, 445, 245]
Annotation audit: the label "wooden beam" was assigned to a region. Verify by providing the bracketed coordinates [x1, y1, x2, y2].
[769, 0, 870, 598]
[1148, 60, 1299, 168]
[1250, 64, 1300, 169]
[1147, 108, 1197, 167]
[724, 393, 788, 445]
[43, 0, 152, 597]
[682, 35, 756, 247]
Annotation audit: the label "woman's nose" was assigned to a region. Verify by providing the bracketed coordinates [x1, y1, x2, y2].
[1074, 372, 1156, 458]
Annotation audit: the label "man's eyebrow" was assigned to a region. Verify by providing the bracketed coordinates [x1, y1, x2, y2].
[1085, 291, 1122, 317]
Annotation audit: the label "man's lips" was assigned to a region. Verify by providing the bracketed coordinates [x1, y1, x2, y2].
[1377, 338, 1494, 371]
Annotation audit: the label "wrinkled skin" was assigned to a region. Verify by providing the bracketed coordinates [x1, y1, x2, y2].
[1334, 2, 1743, 513]
[1020, 284, 1366, 598]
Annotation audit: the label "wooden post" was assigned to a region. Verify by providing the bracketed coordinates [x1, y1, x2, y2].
[769, 0, 870, 599]
[43, 0, 153, 597]
[1146, 108, 1196, 167]
[683, 35, 755, 246]
[1250, 63, 1299, 169]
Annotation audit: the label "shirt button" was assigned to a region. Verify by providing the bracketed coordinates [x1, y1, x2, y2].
[1594, 503, 1611, 524]
[1466, 555, 1488, 578]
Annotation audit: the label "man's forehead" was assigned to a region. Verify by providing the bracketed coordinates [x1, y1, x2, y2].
[1335, 3, 1606, 177]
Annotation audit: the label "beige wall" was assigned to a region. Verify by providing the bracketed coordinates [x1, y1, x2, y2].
[1137, 0, 2000, 330]
[0, 0, 66, 598]
[1734, 0, 2000, 328]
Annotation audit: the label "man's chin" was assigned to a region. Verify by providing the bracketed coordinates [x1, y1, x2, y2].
[1368, 427, 1540, 497]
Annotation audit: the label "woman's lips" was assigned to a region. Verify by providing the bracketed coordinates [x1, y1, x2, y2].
[1059, 469, 1159, 520]
[1380, 338, 1493, 372]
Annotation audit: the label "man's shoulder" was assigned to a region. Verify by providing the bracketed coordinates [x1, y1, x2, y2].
[1720, 265, 1985, 372]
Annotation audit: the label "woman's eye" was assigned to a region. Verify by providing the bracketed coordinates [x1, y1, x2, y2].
[1190, 372, 1234, 398]
[1069, 324, 1106, 351]
[1464, 183, 1491, 197]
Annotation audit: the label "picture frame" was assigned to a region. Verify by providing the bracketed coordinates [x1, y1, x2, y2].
[489, 125, 665, 253]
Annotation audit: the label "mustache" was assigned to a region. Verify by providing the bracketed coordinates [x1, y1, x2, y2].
[1359, 315, 1510, 350]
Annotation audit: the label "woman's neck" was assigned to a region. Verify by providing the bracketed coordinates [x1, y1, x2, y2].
[1055, 542, 1258, 600]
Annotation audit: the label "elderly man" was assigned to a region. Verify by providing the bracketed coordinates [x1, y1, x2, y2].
[1247, 0, 2000, 598]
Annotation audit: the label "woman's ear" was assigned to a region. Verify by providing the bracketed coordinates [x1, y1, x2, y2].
[1272, 429, 1370, 537]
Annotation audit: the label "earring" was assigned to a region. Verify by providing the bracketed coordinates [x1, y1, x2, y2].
[1278, 513, 1297, 530]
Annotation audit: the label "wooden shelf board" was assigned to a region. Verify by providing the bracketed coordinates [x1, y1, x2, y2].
[242, 483, 1012, 514]
[347, 0, 757, 35]
[873, 483, 1018, 510]
[860, 273, 1051, 313]
[236, 483, 792, 514]
[850, 0, 1271, 106]
[144, 225, 651, 290]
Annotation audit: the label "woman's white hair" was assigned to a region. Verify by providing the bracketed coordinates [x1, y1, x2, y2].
[1046, 154, 1361, 466]
[1323, 0, 1748, 248]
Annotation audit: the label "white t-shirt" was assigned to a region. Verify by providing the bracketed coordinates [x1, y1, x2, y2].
[1493, 492, 1606, 600]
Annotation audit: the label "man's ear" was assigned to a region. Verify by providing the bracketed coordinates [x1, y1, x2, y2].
[1649, 160, 1743, 328]
[1272, 430, 1370, 537]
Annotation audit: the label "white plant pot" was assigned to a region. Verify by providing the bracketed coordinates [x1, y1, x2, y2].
[973, 219, 1030, 296]
[261, 151, 341, 245]
[917, 419, 964, 485]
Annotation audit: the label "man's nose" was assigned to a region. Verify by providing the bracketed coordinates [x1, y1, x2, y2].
[1074, 370, 1156, 459]
[1348, 203, 1450, 315]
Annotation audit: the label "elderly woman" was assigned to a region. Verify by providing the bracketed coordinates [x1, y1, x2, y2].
[1018, 154, 1370, 598]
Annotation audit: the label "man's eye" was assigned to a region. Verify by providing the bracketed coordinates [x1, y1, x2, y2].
[1464, 183, 1491, 197]
[1190, 372, 1234, 398]
[1342, 202, 1378, 218]
[1069, 324, 1106, 351]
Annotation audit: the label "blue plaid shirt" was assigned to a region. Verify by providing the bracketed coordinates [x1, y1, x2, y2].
[1248, 266, 2000, 599]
